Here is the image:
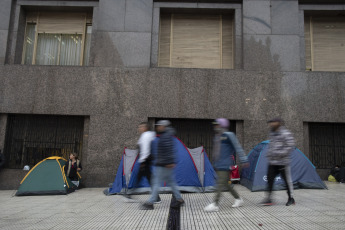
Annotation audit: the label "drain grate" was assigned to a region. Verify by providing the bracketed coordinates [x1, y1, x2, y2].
[166, 196, 181, 230]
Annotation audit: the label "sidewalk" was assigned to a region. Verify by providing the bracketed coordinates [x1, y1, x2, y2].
[0, 182, 344, 230]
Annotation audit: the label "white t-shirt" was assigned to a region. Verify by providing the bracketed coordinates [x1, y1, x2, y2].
[137, 131, 156, 163]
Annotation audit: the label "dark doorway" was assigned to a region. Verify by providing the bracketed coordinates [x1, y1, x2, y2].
[4, 114, 85, 169]
[309, 123, 345, 169]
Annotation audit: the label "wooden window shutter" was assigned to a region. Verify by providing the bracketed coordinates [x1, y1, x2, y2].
[312, 17, 345, 71]
[158, 13, 233, 69]
[304, 16, 312, 71]
[158, 14, 172, 67]
[172, 14, 221, 69]
[37, 12, 86, 34]
[222, 15, 233, 69]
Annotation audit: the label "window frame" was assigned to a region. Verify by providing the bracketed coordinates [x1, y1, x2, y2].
[151, 3, 242, 69]
[21, 11, 92, 66]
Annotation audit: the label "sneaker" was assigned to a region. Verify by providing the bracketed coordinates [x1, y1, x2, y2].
[154, 196, 162, 204]
[259, 198, 274, 206]
[170, 198, 185, 208]
[286, 198, 295, 206]
[232, 198, 244, 208]
[140, 202, 154, 210]
[204, 203, 219, 212]
[122, 194, 138, 203]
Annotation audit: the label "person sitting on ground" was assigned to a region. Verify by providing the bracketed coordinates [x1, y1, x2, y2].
[329, 165, 340, 182]
[64, 153, 82, 188]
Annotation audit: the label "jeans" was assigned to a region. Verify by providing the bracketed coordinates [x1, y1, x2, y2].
[148, 166, 182, 203]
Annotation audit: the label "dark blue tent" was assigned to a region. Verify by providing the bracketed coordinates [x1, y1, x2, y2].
[241, 141, 327, 191]
[104, 136, 216, 195]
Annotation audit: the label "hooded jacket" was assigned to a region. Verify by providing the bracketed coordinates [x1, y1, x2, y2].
[212, 131, 248, 171]
[266, 126, 295, 165]
[155, 127, 176, 166]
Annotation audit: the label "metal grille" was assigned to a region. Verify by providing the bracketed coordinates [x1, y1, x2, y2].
[153, 118, 236, 162]
[4, 114, 84, 169]
[309, 123, 345, 169]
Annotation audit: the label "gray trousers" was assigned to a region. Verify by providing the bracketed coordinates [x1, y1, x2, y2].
[214, 170, 240, 205]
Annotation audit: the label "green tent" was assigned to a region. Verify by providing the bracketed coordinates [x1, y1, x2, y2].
[16, 156, 77, 196]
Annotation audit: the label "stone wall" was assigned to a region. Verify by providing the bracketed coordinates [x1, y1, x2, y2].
[0, 0, 344, 188]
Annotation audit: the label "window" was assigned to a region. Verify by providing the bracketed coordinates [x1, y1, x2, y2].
[22, 12, 92, 66]
[309, 123, 345, 169]
[305, 16, 345, 71]
[4, 114, 85, 169]
[158, 12, 234, 69]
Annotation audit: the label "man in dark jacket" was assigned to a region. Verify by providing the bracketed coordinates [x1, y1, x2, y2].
[141, 120, 184, 210]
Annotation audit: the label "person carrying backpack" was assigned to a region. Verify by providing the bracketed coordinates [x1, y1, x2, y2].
[204, 118, 249, 212]
[64, 152, 82, 187]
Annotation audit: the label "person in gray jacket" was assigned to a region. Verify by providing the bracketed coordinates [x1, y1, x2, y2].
[260, 118, 296, 206]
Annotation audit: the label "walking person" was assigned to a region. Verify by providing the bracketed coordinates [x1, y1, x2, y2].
[204, 118, 249, 212]
[260, 117, 296, 206]
[64, 152, 82, 188]
[124, 122, 161, 203]
[141, 120, 184, 210]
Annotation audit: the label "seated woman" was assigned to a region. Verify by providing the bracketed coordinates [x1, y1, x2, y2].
[64, 153, 82, 187]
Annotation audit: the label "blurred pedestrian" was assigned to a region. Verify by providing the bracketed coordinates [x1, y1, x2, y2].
[124, 122, 161, 203]
[140, 120, 184, 210]
[65, 152, 82, 188]
[260, 118, 296, 206]
[204, 118, 249, 212]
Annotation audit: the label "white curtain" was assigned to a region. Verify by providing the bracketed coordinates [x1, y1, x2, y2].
[35, 33, 82, 65]
[23, 24, 36, 65]
[60, 34, 82, 66]
[36, 34, 60, 65]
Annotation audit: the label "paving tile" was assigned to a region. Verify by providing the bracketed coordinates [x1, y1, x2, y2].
[1, 182, 345, 229]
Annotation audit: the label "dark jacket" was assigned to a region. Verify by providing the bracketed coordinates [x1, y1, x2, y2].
[155, 127, 176, 166]
[64, 160, 82, 181]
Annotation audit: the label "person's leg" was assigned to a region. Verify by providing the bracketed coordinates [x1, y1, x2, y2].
[164, 167, 182, 200]
[279, 165, 294, 199]
[214, 171, 228, 206]
[266, 164, 279, 199]
[280, 165, 295, 206]
[148, 166, 163, 204]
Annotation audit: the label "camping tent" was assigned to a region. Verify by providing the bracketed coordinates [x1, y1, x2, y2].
[241, 141, 327, 192]
[16, 156, 77, 196]
[104, 137, 217, 195]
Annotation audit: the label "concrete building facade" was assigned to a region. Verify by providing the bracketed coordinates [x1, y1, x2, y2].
[0, 0, 344, 189]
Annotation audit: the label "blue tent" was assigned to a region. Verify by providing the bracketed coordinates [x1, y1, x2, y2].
[241, 141, 327, 191]
[104, 136, 216, 195]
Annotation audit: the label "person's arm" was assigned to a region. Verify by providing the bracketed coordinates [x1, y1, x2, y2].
[77, 161, 82, 171]
[138, 132, 153, 163]
[227, 132, 248, 164]
[283, 130, 295, 155]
